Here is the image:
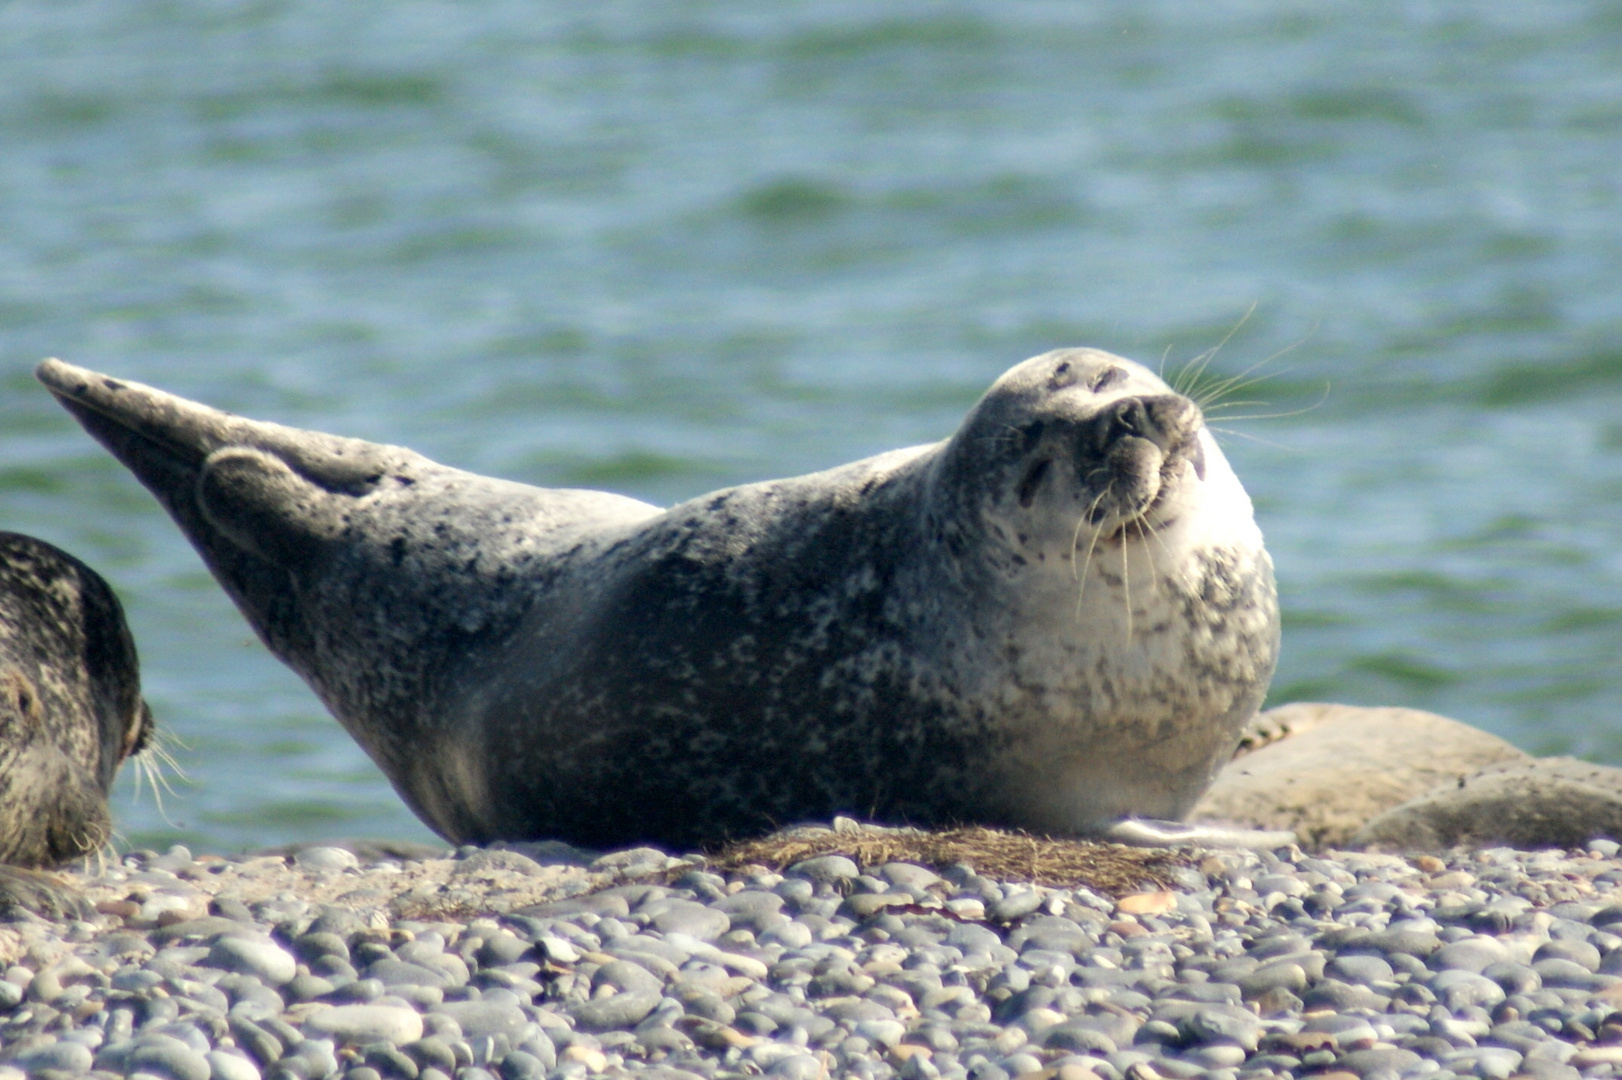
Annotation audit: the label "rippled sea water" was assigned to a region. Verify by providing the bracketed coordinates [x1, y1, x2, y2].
[2, 2, 1620, 852]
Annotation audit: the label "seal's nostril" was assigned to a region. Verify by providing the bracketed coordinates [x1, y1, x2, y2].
[1112, 398, 1148, 440]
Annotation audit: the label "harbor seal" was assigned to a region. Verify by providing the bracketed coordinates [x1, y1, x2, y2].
[0, 531, 153, 916]
[38, 349, 1279, 850]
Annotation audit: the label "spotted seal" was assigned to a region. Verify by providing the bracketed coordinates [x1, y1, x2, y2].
[38, 349, 1278, 851]
[0, 531, 153, 916]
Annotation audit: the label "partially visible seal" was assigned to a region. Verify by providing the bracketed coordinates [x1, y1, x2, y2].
[39, 348, 1278, 851]
[0, 531, 153, 916]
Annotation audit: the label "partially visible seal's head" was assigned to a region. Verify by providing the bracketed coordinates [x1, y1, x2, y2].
[38, 348, 1277, 851]
[0, 532, 152, 869]
[0, 531, 152, 919]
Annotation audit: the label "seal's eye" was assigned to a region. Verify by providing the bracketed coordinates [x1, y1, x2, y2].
[1090, 366, 1126, 393]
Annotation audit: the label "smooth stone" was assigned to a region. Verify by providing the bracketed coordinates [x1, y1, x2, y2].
[207, 1050, 263, 1080]
[403, 1037, 459, 1073]
[1533, 939, 1601, 971]
[1039, 1022, 1117, 1055]
[879, 863, 940, 889]
[1429, 970, 1508, 1010]
[1480, 960, 1540, 995]
[569, 992, 661, 1031]
[204, 937, 299, 986]
[786, 856, 859, 884]
[591, 960, 665, 997]
[127, 1036, 213, 1080]
[1182, 1044, 1249, 1069]
[1357, 757, 1622, 850]
[9, 1041, 94, 1073]
[855, 1020, 907, 1047]
[645, 899, 730, 941]
[498, 1050, 547, 1080]
[361, 1045, 420, 1078]
[1338, 1047, 1422, 1076]
[1328, 955, 1394, 984]
[767, 1054, 825, 1080]
[1237, 960, 1307, 999]
[364, 959, 454, 989]
[711, 891, 786, 931]
[1434, 937, 1512, 973]
[1192, 703, 1527, 848]
[431, 1001, 529, 1041]
[1444, 1046, 1524, 1079]
[304, 1004, 425, 1045]
[991, 890, 1044, 922]
[293, 847, 361, 872]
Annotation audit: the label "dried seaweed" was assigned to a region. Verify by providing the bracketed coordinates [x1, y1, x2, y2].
[705, 825, 1186, 895]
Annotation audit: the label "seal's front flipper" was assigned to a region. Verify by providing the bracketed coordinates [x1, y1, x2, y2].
[0, 866, 94, 922]
[1102, 817, 1296, 850]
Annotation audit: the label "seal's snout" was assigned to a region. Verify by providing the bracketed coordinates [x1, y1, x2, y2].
[1086, 394, 1202, 459]
[1069, 393, 1208, 526]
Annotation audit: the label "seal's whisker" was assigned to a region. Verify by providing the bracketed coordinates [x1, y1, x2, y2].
[1191, 323, 1321, 412]
[1142, 514, 1184, 591]
[1205, 426, 1306, 453]
[131, 735, 187, 829]
[1069, 488, 1110, 585]
[1203, 383, 1331, 425]
[1071, 490, 1111, 622]
[1197, 397, 1271, 416]
[1132, 516, 1163, 602]
[1172, 303, 1257, 398]
[1070, 488, 1110, 582]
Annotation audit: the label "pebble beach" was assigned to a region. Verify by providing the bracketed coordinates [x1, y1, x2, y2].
[9, 835, 1622, 1080]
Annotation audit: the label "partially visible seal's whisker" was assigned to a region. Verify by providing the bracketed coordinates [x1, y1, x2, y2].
[1072, 488, 1111, 623]
[1171, 302, 1257, 398]
[1120, 512, 1135, 643]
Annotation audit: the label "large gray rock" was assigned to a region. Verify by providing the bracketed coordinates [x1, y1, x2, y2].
[1191, 703, 1528, 848]
[1355, 757, 1622, 851]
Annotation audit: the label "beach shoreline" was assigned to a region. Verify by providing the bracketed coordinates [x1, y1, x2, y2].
[6, 835, 1622, 1080]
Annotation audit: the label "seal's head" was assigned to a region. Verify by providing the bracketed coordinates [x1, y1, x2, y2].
[0, 532, 153, 868]
[935, 347, 1238, 559]
[927, 347, 1277, 832]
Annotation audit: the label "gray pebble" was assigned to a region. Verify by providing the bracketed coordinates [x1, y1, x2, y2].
[432, 1001, 529, 1041]
[204, 937, 298, 986]
[207, 1050, 263, 1080]
[990, 890, 1043, 923]
[293, 847, 360, 873]
[9, 1040, 94, 1073]
[127, 1035, 214, 1080]
[1329, 954, 1394, 984]
[786, 856, 859, 884]
[591, 959, 664, 997]
[569, 992, 661, 1031]
[496, 1051, 545, 1080]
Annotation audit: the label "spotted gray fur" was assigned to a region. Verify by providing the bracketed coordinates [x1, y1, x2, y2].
[38, 348, 1278, 850]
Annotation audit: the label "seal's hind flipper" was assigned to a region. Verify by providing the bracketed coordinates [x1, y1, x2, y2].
[35, 360, 418, 656]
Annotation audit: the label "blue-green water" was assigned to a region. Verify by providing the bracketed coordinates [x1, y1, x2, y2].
[2, 3, 1620, 852]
